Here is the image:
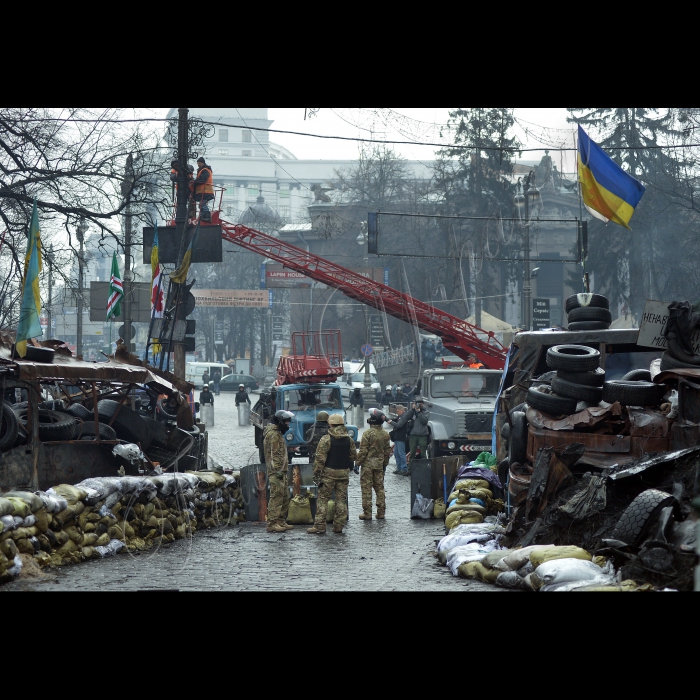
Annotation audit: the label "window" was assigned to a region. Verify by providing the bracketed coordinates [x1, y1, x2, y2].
[279, 189, 290, 199]
[220, 129, 229, 142]
[242, 130, 252, 143]
[279, 205, 290, 219]
[219, 149, 229, 156]
[242, 150, 253, 157]
[247, 187, 258, 198]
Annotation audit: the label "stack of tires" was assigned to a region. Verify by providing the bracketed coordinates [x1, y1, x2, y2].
[565, 293, 611, 331]
[527, 344, 604, 417]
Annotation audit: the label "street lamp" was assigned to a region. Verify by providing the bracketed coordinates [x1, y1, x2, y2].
[356, 221, 372, 394]
[76, 218, 88, 357]
[514, 171, 541, 330]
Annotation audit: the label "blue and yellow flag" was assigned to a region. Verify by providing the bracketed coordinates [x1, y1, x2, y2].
[16, 200, 43, 357]
[169, 224, 199, 284]
[578, 125, 645, 229]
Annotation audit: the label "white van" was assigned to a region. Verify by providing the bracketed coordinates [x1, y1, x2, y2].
[186, 362, 231, 389]
[340, 361, 381, 396]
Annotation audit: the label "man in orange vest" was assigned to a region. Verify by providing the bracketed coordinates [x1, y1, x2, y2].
[193, 157, 215, 222]
[467, 353, 485, 369]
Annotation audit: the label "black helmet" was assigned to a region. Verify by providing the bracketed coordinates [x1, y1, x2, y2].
[273, 409, 294, 423]
[367, 414, 383, 425]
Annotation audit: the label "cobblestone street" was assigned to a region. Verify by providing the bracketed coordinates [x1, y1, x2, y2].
[2, 393, 503, 592]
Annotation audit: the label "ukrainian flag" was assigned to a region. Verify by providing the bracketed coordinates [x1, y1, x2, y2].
[577, 125, 645, 229]
[16, 199, 43, 357]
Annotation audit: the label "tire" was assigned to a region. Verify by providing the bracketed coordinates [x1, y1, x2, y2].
[621, 369, 652, 382]
[527, 386, 578, 416]
[497, 459, 509, 488]
[567, 306, 612, 324]
[77, 421, 117, 441]
[602, 380, 667, 406]
[66, 403, 93, 421]
[144, 445, 178, 466]
[97, 400, 152, 449]
[556, 367, 606, 387]
[22, 346, 55, 364]
[0, 402, 19, 451]
[567, 321, 611, 331]
[14, 408, 78, 441]
[532, 371, 557, 383]
[551, 376, 603, 404]
[509, 411, 528, 465]
[141, 416, 169, 448]
[659, 351, 700, 372]
[611, 489, 676, 547]
[546, 345, 600, 372]
[157, 397, 179, 420]
[500, 421, 511, 441]
[564, 293, 609, 314]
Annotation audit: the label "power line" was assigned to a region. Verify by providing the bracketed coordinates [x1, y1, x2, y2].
[5, 114, 700, 152]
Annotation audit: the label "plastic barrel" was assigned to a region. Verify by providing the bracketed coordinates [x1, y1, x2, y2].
[238, 403, 250, 426]
[201, 404, 215, 428]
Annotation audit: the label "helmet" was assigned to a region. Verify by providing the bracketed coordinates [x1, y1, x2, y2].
[239, 384, 245, 389]
[385, 385, 392, 391]
[414, 396, 425, 404]
[273, 409, 294, 434]
[327, 414, 345, 425]
[367, 414, 383, 425]
[187, 164, 194, 172]
[171, 159, 179, 167]
[316, 411, 329, 422]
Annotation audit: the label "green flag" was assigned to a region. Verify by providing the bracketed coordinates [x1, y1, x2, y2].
[106, 252, 123, 320]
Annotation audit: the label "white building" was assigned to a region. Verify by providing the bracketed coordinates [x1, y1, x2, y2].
[166, 108, 433, 223]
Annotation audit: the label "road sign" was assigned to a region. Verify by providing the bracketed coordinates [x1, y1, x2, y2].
[369, 315, 384, 346]
[361, 344, 373, 356]
[214, 321, 225, 346]
[272, 315, 284, 342]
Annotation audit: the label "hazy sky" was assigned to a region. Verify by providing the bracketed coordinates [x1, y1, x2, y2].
[147, 108, 576, 170]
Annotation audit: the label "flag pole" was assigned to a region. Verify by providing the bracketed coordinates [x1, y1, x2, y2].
[574, 126, 589, 293]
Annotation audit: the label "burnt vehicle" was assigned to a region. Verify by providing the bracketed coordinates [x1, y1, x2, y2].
[0, 338, 203, 493]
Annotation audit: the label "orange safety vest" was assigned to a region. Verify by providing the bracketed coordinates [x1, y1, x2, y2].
[171, 168, 194, 192]
[194, 166, 214, 196]
[469, 362, 484, 369]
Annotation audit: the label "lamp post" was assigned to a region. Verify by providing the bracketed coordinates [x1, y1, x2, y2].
[357, 221, 372, 397]
[76, 219, 88, 357]
[514, 171, 541, 330]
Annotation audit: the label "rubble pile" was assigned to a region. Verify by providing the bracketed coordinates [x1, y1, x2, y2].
[0, 471, 245, 585]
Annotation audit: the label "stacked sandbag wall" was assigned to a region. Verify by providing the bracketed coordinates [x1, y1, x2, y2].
[0, 471, 245, 585]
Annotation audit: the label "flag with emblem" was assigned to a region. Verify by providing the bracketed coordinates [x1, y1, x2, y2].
[106, 252, 123, 320]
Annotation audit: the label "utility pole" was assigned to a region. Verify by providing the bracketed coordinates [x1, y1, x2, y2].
[173, 107, 190, 379]
[76, 220, 87, 357]
[47, 244, 53, 341]
[121, 155, 134, 353]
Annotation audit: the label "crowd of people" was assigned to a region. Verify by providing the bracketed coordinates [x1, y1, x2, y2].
[421, 337, 449, 366]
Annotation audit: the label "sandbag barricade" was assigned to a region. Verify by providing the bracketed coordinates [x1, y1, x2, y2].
[0, 471, 246, 585]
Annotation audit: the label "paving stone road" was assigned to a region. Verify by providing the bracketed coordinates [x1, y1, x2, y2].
[2, 393, 504, 592]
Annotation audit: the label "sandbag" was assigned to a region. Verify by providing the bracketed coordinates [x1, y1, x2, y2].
[569, 579, 639, 592]
[446, 502, 486, 517]
[5, 497, 30, 518]
[432, 498, 445, 520]
[22, 514, 37, 527]
[446, 543, 497, 576]
[15, 538, 34, 555]
[35, 491, 68, 514]
[496, 545, 557, 572]
[287, 495, 314, 524]
[0, 498, 14, 517]
[530, 558, 606, 590]
[0, 515, 14, 532]
[458, 560, 500, 584]
[81, 533, 99, 546]
[94, 533, 110, 547]
[64, 525, 83, 545]
[530, 545, 592, 568]
[481, 548, 517, 569]
[446, 509, 484, 532]
[326, 500, 336, 523]
[496, 571, 526, 590]
[454, 478, 490, 492]
[33, 510, 50, 534]
[3, 491, 44, 513]
[0, 538, 17, 559]
[49, 484, 88, 503]
[436, 523, 506, 563]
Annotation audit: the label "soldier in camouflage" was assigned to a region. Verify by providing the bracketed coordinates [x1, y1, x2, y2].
[356, 410, 392, 520]
[263, 410, 295, 534]
[304, 410, 330, 464]
[307, 413, 357, 535]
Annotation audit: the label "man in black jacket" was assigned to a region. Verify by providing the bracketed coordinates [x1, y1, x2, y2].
[235, 384, 251, 407]
[387, 404, 410, 474]
[199, 384, 214, 407]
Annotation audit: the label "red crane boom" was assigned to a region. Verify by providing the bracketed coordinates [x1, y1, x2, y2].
[218, 220, 507, 369]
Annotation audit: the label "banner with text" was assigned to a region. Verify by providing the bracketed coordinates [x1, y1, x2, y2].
[193, 290, 270, 308]
[637, 299, 700, 352]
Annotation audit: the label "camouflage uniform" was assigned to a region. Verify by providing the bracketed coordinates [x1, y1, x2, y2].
[313, 425, 357, 532]
[356, 425, 392, 517]
[263, 423, 290, 526]
[305, 421, 330, 464]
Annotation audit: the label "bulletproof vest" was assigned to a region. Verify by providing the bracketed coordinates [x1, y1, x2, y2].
[326, 435, 352, 470]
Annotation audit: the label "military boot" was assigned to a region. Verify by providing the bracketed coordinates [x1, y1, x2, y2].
[376, 512, 385, 520]
[306, 526, 326, 535]
[266, 523, 286, 533]
[282, 523, 295, 530]
[358, 513, 372, 520]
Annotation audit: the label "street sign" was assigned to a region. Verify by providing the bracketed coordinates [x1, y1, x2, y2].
[361, 344, 373, 356]
[214, 321, 225, 346]
[532, 298, 551, 330]
[369, 315, 384, 346]
[272, 315, 284, 342]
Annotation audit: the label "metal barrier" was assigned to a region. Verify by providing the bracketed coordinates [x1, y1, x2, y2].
[373, 344, 415, 369]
